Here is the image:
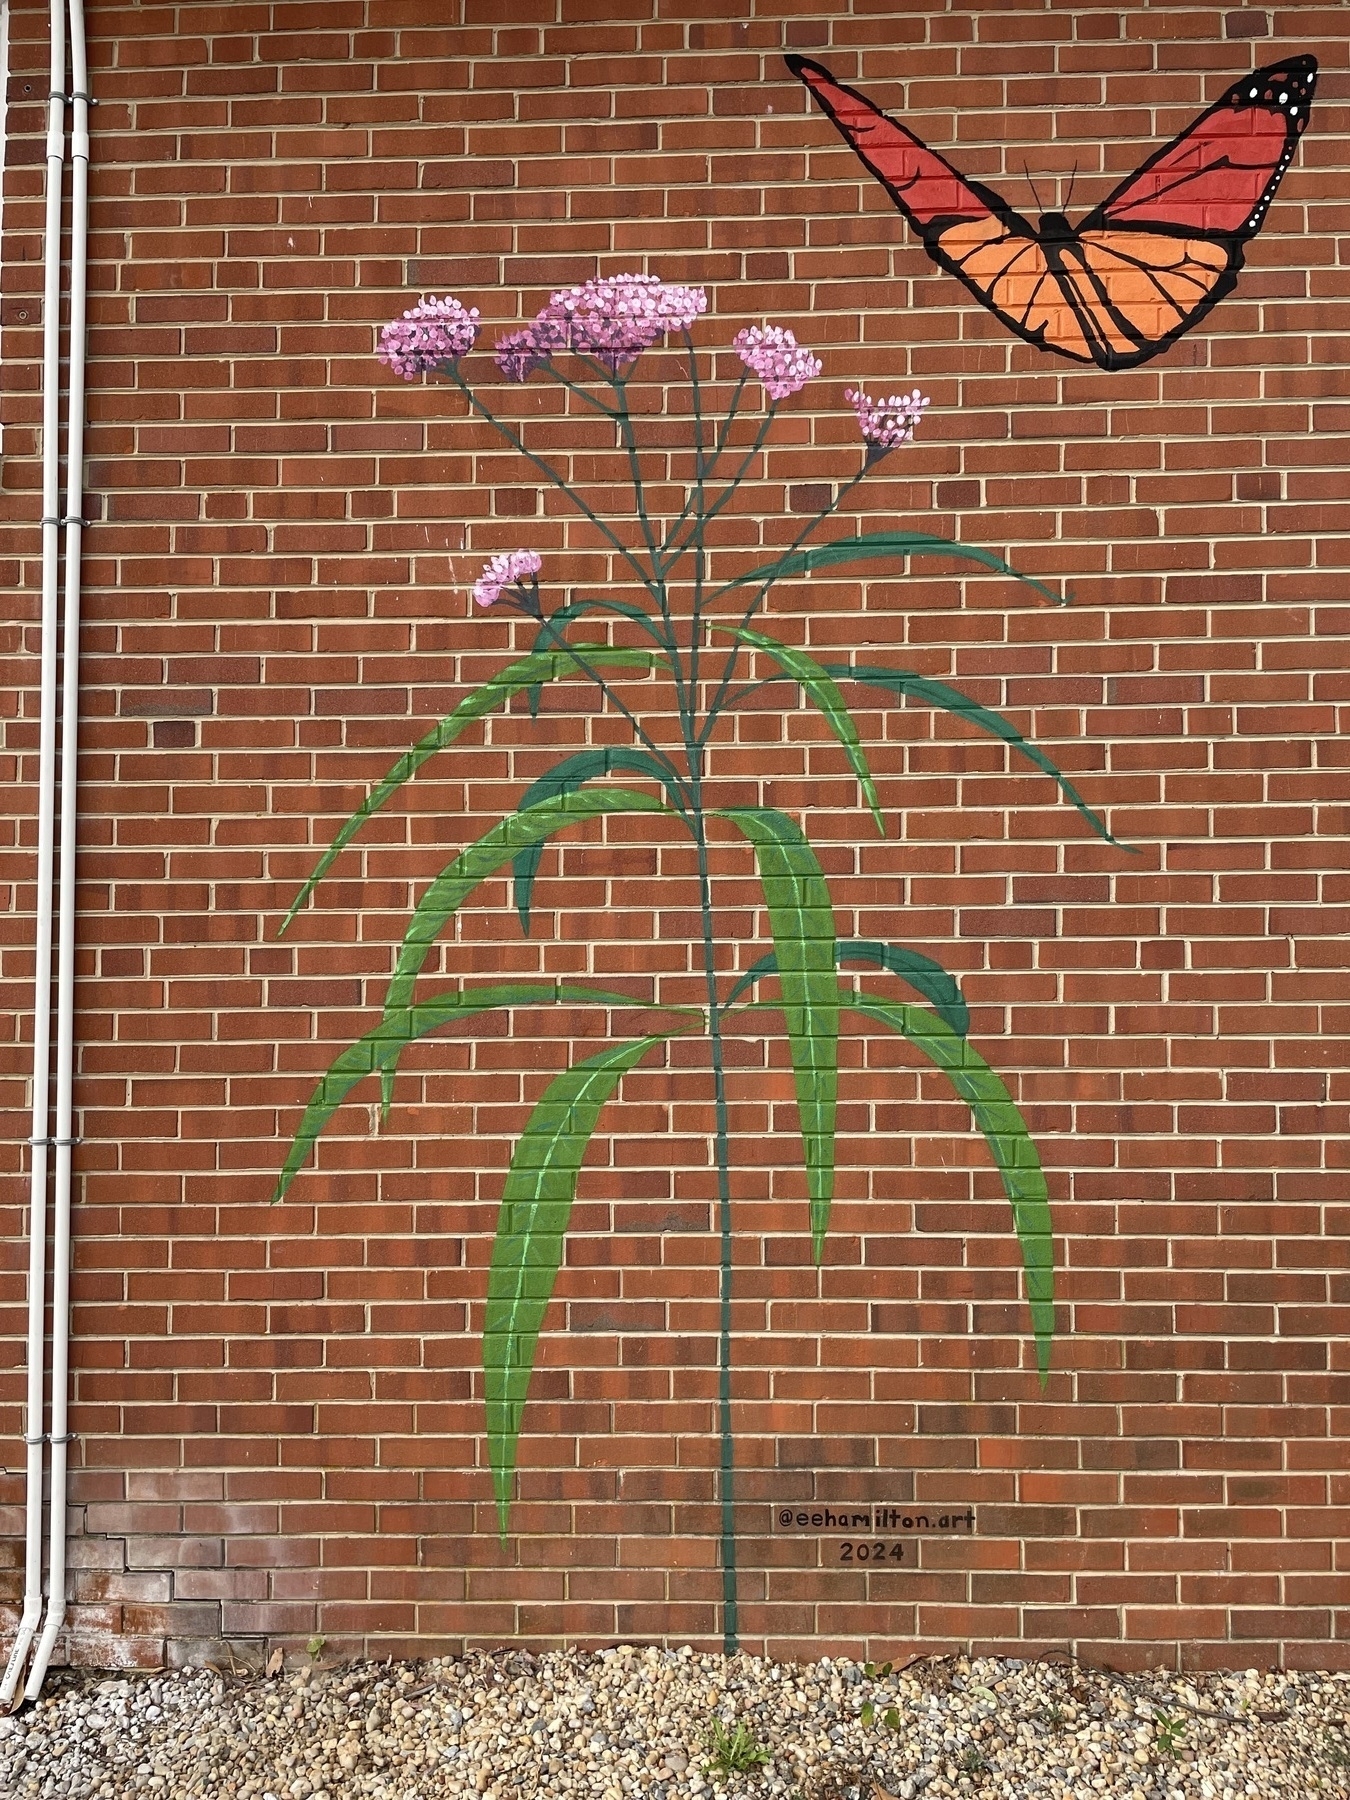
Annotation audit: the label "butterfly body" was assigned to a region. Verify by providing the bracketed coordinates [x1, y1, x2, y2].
[788, 53, 1317, 370]
[1037, 213, 1076, 243]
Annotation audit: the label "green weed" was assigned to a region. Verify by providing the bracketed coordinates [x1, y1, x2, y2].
[1153, 1711, 1186, 1758]
[704, 1716, 772, 1777]
[860, 1699, 901, 1731]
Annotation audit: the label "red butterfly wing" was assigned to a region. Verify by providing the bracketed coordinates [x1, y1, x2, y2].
[1085, 56, 1316, 238]
[788, 54, 1088, 361]
[786, 54, 1015, 233]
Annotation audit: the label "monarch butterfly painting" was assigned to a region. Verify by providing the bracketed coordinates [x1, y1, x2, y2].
[788, 53, 1318, 371]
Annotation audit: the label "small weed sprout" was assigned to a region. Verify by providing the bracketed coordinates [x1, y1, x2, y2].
[1152, 1711, 1186, 1758]
[859, 1699, 901, 1732]
[704, 1716, 772, 1777]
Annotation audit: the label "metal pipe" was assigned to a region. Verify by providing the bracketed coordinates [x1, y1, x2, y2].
[1, 0, 67, 1709]
[26, 0, 90, 1698]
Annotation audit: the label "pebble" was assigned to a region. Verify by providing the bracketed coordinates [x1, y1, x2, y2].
[0, 1649, 1345, 1798]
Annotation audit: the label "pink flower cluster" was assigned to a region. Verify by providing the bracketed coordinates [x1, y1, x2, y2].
[472, 549, 543, 611]
[377, 295, 480, 380]
[847, 386, 931, 455]
[733, 325, 822, 401]
[495, 274, 708, 379]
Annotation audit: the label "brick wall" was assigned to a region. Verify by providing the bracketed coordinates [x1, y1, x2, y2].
[1, 0, 1348, 1671]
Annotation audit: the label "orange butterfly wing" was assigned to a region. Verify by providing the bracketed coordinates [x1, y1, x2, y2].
[935, 219, 1095, 362]
[1087, 56, 1315, 238]
[936, 220, 1236, 368]
[1050, 232, 1235, 367]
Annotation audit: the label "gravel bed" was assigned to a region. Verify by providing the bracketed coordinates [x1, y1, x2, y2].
[0, 1645, 1347, 1800]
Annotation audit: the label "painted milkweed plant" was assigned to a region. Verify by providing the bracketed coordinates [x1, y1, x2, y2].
[275, 273, 1118, 1650]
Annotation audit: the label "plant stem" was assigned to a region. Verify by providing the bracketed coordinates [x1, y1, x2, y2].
[666, 407, 776, 572]
[684, 333, 710, 705]
[448, 370, 658, 600]
[531, 613, 694, 810]
[611, 375, 696, 740]
[697, 464, 871, 748]
[690, 777, 738, 1654]
[659, 370, 748, 559]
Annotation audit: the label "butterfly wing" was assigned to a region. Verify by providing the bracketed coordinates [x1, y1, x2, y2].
[788, 55, 1099, 360]
[787, 54, 1014, 234]
[933, 219, 1096, 363]
[1040, 232, 1236, 369]
[1084, 56, 1316, 239]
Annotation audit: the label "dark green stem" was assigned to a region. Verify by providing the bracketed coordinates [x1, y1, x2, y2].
[684, 331, 710, 703]
[458, 367, 698, 771]
[609, 374, 699, 766]
[531, 614, 694, 813]
[697, 464, 871, 748]
[669, 342, 737, 1646]
[690, 786, 738, 1653]
[659, 370, 748, 560]
[449, 370, 658, 601]
[666, 407, 776, 573]
[550, 366, 623, 422]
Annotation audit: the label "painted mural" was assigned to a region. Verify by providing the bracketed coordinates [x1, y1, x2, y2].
[790, 53, 1318, 369]
[272, 277, 1125, 1649]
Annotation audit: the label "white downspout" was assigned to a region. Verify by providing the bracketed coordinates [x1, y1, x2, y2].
[26, 0, 89, 1699]
[0, 0, 66, 1709]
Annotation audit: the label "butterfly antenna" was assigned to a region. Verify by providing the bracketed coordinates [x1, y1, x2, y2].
[1065, 159, 1079, 212]
[1023, 159, 1046, 213]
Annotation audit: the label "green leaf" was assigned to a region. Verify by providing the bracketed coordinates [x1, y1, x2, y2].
[485, 1032, 677, 1535]
[710, 625, 884, 835]
[822, 662, 1119, 848]
[717, 807, 837, 1259]
[726, 939, 969, 1038]
[710, 529, 1063, 607]
[272, 980, 672, 1203]
[280, 646, 658, 931]
[723, 952, 778, 1009]
[381, 788, 673, 1108]
[513, 748, 687, 933]
[842, 940, 969, 1037]
[844, 986, 1055, 1379]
